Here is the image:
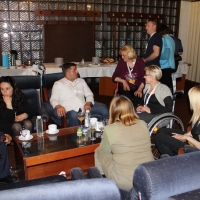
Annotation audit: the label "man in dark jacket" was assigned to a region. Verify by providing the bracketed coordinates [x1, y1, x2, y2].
[0, 131, 18, 183]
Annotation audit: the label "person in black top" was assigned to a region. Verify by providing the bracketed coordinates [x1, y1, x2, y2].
[155, 85, 200, 156]
[0, 76, 32, 136]
[143, 21, 162, 67]
[136, 65, 173, 123]
[169, 29, 183, 72]
[0, 131, 18, 183]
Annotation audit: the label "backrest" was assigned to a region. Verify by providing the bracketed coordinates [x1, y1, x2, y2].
[12, 75, 42, 107]
[42, 73, 64, 102]
[0, 178, 121, 200]
[12, 76, 41, 90]
[132, 151, 200, 200]
[22, 89, 40, 117]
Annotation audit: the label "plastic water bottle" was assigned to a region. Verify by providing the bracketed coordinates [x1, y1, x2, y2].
[84, 110, 91, 127]
[2, 51, 9, 68]
[36, 116, 43, 137]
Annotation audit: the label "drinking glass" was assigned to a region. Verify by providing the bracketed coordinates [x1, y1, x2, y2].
[98, 121, 105, 138]
[90, 122, 96, 141]
[77, 112, 85, 127]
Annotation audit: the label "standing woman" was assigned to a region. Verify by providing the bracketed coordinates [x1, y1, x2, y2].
[158, 24, 175, 89]
[95, 95, 153, 191]
[0, 76, 32, 136]
[112, 45, 146, 106]
[155, 85, 200, 156]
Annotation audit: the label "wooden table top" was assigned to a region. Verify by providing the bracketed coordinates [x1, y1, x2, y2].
[14, 126, 101, 167]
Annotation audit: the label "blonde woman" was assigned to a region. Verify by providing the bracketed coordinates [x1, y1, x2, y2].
[155, 85, 200, 156]
[112, 45, 145, 106]
[136, 65, 173, 123]
[95, 95, 153, 191]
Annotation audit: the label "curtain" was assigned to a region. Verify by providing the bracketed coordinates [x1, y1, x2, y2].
[186, 2, 200, 83]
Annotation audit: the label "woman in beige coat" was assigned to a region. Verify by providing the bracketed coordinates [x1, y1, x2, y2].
[95, 95, 154, 190]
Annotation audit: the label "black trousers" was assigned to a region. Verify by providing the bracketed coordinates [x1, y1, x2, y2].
[155, 128, 186, 156]
[118, 86, 142, 108]
[0, 142, 10, 179]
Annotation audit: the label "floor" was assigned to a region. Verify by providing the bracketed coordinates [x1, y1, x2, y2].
[8, 79, 199, 174]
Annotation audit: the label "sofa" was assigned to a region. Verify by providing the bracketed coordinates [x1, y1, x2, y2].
[0, 174, 121, 200]
[70, 151, 200, 200]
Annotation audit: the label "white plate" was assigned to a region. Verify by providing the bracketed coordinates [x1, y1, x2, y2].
[46, 129, 59, 134]
[89, 64, 100, 67]
[19, 135, 33, 141]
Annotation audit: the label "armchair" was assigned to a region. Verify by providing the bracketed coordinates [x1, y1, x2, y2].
[11, 76, 48, 131]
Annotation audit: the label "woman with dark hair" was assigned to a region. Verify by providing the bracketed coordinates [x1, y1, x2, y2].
[157, 24, 175, 89]
[0, 76, 32, 136]
[95, 95, 153, 190]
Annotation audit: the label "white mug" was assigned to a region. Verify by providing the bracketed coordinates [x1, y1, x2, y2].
[48, 124, 57, 134]
[92, 57, 100, 64]
[16, 60, 22, 66]
[22, 130, 30, 139]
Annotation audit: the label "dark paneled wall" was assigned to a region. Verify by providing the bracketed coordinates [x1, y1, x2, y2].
[0, 0, 181, 65]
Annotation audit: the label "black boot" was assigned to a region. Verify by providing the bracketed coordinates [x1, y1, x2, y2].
[0, 175, 19, 183]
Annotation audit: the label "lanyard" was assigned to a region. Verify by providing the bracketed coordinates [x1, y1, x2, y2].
[126, 61, 135, 77]
[144, 83, 159, 106]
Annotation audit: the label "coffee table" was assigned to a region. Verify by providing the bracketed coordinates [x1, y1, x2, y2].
[14, 126, 100, 180]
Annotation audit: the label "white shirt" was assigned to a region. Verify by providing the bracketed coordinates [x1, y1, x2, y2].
[50, 77, 94, 112]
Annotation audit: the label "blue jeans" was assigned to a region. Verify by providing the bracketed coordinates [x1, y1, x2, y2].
[43, 102, 109, 127]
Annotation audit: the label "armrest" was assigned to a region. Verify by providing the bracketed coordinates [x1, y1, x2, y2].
[70, 167, 86, 180]
[87, 167, 103, 179]
[184, 145, 199, 153]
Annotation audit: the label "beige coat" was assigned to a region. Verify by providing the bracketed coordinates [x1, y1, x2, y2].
[95, 120, 154, 190]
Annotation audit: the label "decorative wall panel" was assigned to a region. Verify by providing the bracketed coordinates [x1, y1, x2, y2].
[0, 0, 180, 65]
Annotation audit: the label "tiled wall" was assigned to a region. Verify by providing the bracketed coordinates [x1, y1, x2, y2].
[0, 0, 180, 65]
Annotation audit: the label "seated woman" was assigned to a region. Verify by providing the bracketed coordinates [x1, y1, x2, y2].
[155, 85, 200, 156]
[136, 65, 173, 123]
[112, 45, 145, 106]
[95, 95, 153, 191]
[0, 76, 32, 136]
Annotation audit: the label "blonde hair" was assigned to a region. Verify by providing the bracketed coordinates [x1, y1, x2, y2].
[145, 65, 162, 80]
[188, 85, 200, 125]
[119, 45, 137, 60]
[108, 95, 139, 126]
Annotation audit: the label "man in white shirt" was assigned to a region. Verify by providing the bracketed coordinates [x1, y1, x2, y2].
[47, 62, 109, 127]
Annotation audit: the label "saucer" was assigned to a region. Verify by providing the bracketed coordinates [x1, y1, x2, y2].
[19, 135, 33, 141]
[89, 63, 100, 67]
[46, 129, 59, 134]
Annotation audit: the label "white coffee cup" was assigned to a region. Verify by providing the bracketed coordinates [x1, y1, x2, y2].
[92, 57, 100, 64]
[90, 117, 98, 124]
[22, 130, 30, 139]
[16, 60, 22, 66]
[48, 124, 57, 134]
[55, 58, 63, 66]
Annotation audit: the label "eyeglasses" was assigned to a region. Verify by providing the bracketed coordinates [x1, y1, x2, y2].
[144, 74, 152, 76]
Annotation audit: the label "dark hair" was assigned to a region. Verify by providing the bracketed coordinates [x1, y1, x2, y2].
[157, 24, 171, 36]
[0, 76, 24, 113]
[62, 62, 76, 75]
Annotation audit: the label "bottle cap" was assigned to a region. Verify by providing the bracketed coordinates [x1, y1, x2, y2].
[37, 116, 41, 119]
